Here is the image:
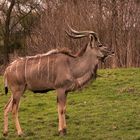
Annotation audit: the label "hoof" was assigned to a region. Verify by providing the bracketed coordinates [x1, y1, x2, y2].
[63, 128, 67, 135]
[59, 130, 64, 136]
[59, 129, 67, 136]
[18, 132, 24, 137]
[3, 131, 8, 137]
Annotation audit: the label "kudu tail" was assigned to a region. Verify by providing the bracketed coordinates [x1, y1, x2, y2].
[5, 87, 8, 95]
[4, 73, 8, 95]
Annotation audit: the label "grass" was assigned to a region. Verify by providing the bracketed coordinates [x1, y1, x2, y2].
[0, 68, 140, 140]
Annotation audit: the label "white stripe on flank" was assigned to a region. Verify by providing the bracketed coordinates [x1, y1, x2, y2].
[9, 60, 18, 73]
[16, 60, 18, 79]
[9, 66, 12, 73]
[47, 56, 50, 80]
[25, 58, 28, 83]
[38, 55, 41, 75]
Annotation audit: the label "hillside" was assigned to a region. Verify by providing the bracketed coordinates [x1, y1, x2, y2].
[0, 68, 140, 140]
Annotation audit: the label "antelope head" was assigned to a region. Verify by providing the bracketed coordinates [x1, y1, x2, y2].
[66, 25, 114, 62]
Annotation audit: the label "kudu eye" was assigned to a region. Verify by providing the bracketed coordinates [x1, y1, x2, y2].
[98, 44, 103, 47]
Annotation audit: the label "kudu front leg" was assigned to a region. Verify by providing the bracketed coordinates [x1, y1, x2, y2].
[57, 89, 67, 136]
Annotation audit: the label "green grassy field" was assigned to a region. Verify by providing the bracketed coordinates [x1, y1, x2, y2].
[0, 68, 140, 140]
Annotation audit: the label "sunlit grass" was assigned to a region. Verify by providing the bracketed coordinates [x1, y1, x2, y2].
[0, 68, 140, 140]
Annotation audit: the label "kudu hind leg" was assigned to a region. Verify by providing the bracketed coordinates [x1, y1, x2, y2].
[3, 96, 13, 136]
[57, 89, 67, 136]
[12, 92, 23, 136]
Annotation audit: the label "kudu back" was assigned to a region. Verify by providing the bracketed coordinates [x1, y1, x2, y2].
[3, 26, 114, 136]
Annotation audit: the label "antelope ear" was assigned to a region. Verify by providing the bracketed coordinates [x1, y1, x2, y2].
[89, 35, 95, 48]
[89, 34, 93, 42]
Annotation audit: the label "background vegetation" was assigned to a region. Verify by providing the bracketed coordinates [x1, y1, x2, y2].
[0, 68, 140, 140]
[0, 0, 140, 68]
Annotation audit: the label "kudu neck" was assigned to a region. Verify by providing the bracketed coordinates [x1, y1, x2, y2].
[80, 44, 99, 63]
[70, 45, 99, 78]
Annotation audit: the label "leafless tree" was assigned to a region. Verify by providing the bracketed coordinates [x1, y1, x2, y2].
[1, 0, 140, 67]
[0, 0, 44, 64]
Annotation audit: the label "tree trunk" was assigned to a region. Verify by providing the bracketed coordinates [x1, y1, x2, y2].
[111, 0, 118, 68]
[3, 0, 15, 65]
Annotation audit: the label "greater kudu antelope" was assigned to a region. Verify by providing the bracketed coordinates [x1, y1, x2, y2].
[3, 26, 114, 136]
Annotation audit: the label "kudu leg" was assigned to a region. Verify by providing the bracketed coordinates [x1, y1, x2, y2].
[12, 92, 23, 136]
[57, 89, 67, 136]
[3, 96, 13, 136]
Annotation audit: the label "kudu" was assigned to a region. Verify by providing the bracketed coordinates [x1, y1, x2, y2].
[3, 26, 114, 136]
